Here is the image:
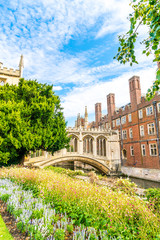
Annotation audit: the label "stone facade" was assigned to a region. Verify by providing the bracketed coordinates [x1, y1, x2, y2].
[27, 126, 121, 173]
[67, 127, 120, 171]
[0, 55, 24, 86]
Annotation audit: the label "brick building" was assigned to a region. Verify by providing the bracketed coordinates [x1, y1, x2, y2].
[109, 75, 160, 169]
[75, 68, 160, 171]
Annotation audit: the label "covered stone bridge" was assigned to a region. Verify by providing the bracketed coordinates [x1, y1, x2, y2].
[25, 127, 121, 174]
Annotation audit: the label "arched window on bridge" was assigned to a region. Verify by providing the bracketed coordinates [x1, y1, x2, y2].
[97, 137, 106, 157]
[68, 135, 78, 152]
[83, 136, 93, 154]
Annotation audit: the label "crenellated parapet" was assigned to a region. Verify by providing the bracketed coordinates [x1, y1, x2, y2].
[0, 55, 24, 86]
[0, 64, 20, 77]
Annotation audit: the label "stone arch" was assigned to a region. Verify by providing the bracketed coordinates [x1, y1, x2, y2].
[68, 134, 79, 153]
[39, 155, 110, 174]
[96, 135, 107, 157]
[68, 133, 79, 139]
[82, 134, 95, 140]
[83, 135, 94, 154]
[96, 134, 108, 140]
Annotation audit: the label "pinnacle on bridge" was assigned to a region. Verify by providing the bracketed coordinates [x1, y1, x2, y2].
[85, 106, 88, 117]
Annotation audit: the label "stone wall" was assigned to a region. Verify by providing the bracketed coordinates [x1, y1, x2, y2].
[121, 166, 160, 182]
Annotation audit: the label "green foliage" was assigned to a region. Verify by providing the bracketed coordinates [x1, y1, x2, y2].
[54, 229, 65, 240]
[0, 193, 10, 202]
[30, 209, 44, 220]
[67, 224, 74, 233]
[145, 188, 160, 213]
[0, 79, 70, 165]
[2, 167, 160, 239]
[114, 0, 160, 99]
[16, 221, 26, 233]
[113, 178, 137, 196]
[45, 166, 86, 177]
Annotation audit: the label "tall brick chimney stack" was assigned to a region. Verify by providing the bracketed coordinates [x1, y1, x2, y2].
[95, 103, 102, 127]
[129, 76, 141, 111]
[84, 106, 88, 128]
[107, 93, 115, 123]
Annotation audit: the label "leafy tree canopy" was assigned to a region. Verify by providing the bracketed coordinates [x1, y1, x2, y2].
[0, 79, 70, 165]
[114, 0, 160, 100]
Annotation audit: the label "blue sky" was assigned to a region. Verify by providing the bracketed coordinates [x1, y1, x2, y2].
[0, 0, 157, 127]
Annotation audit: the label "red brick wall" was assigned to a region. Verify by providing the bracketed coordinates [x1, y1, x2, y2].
[111, 92, 160, 169]
[129, 76, 141, 111]
[95, 103, 102, 127]
[107, 93, 115, 123]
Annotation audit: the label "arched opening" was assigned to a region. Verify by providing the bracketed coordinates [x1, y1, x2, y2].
[41, 156, 110, 175]
[83, 136, 93, 154]
[68, 135, 78, 153]
[122, 149, 127, 158]
[97, 137, 107, 157]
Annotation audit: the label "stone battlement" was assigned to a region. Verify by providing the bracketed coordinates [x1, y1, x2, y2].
[0, 63, 20, 77]
[67, 126, 118, 135]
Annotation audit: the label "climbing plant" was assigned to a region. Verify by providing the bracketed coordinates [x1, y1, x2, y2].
[114, 0, 160, 100]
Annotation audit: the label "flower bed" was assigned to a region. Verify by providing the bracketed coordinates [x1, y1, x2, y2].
[0, 167, 160, 239]
[0, 179, 107, 239]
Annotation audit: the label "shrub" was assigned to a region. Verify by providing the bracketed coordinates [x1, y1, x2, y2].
[145, 188, 160, 213]
[67, 224, 74, 234]
[88, 171, 98, 184]
[54, 229, 65, 240]
[113, 178, 137, 196]
[0, 193, 10, 202]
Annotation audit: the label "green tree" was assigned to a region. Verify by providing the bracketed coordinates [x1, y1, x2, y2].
[0, 79, 70, 165]
[114, 0, 160, 100]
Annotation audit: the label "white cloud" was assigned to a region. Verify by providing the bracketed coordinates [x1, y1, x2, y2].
[0, 0, 156, 128]
[63, 66, 157, 122]
[53, 86, 62, 91]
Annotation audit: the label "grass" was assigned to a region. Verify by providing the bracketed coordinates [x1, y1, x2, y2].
[0, 214, 14, 240]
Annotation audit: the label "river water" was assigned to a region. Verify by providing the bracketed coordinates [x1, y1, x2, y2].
[128, 177, 160, 189]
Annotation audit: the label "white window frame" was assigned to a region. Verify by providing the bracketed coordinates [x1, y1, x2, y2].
[138, 109, 143, 119]
[122, 130, 127, 139]
[141, 144, 146, 156]
[147, 123, 155, 135]
[121, 116, 126, 124]
[130, 146, 134, 156]
[128, 114, 132, 122]
[112, 120, 115, 127]
[140, 125, 144, 137]
[146, 106, 153, 116]
[116, 118, 120, 126]
[157, 102, 160, 112]
[149, 144, 157, 156]
[129, 128, 133, 138]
